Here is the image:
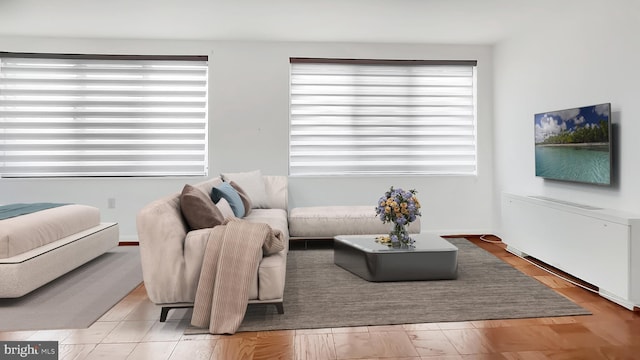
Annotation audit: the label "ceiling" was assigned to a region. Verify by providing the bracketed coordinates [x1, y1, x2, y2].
[0, 0, 595, 45]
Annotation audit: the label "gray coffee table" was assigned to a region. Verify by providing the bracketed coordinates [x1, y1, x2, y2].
[334, 233, 458, 281]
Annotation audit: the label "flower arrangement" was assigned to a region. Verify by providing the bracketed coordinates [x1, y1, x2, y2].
[375, 186, 421, 247]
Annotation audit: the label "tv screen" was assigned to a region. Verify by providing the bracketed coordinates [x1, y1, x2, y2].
[534, 103, 611, 185]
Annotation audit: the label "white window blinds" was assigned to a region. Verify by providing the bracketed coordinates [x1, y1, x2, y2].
[0, 53, 208, 177]
[289, 59, 477, 176]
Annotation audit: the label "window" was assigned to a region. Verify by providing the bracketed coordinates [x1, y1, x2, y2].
[289, 58, 477, 176]
[0, 52, 208, 177]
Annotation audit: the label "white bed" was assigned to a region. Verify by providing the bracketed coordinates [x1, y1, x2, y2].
[0, 204, 119, 298]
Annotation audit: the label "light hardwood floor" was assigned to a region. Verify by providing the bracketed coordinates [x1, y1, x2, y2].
[1, 236, 639, 360]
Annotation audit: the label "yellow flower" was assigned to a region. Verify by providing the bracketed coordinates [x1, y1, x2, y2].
[385, 206, 391, 213]
[401, 203, 408, 208]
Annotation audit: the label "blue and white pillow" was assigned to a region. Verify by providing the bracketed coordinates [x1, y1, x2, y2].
[210, 182, 245, 218]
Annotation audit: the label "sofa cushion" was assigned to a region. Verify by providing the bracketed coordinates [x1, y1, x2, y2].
[221, 170, 269, 208]
[288, 205, 420, 238]
[229, 181, 252, 216]
[180, 184, 225, 230]
[244, 208, 290, 242]
[262, 175, 288, 210]
[210, 182, 245, 218]
[224, 217, 285, 256]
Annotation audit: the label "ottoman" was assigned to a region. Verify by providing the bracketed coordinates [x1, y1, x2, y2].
[334, 233, 458, 281]
[288, 205, 421, 239]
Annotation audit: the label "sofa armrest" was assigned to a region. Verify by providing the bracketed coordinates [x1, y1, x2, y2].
[136, 194, 192, 304]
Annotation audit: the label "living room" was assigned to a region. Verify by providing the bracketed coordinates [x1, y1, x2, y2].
[2, 1, 638, 240]
[1, 0, 639, 358]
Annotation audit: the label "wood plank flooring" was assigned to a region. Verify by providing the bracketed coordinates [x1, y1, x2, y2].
[1, 236, 639, 359]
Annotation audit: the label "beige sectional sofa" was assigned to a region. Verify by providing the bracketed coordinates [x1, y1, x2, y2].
[136, 174, 289, 321]
[137, 172, 422, 322]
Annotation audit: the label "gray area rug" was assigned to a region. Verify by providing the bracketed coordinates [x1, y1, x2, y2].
[188, 238, 590, 333]
[0, 246, 142, 331]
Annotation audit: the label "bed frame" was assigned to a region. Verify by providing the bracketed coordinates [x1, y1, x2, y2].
[0, 223, 119, 298]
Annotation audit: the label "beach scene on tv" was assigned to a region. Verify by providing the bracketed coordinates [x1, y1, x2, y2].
[534, 103, 611, 185]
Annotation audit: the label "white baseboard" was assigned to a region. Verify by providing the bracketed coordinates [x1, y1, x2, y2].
[119, 234, 139, 243]
[423, 229, 498, 237]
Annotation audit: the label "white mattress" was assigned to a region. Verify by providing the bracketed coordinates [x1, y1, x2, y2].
[0, 204, 100, 259]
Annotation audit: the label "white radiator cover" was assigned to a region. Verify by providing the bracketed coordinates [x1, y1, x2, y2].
[500, 193, 640, 310]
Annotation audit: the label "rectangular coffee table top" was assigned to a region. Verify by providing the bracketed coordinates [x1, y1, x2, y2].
[334, 233, 458, 253]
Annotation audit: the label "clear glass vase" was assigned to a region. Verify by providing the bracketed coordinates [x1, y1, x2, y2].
[389, 223, 413, 247]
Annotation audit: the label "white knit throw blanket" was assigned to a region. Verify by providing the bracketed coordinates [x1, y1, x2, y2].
[190, 219, 284, 334]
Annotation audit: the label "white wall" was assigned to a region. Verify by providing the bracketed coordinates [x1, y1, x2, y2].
[0, 37, 495, 240]
[493, 1, 640, 230]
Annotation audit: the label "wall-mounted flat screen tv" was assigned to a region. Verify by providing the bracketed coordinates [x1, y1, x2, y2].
[534, 103, 611, 186]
